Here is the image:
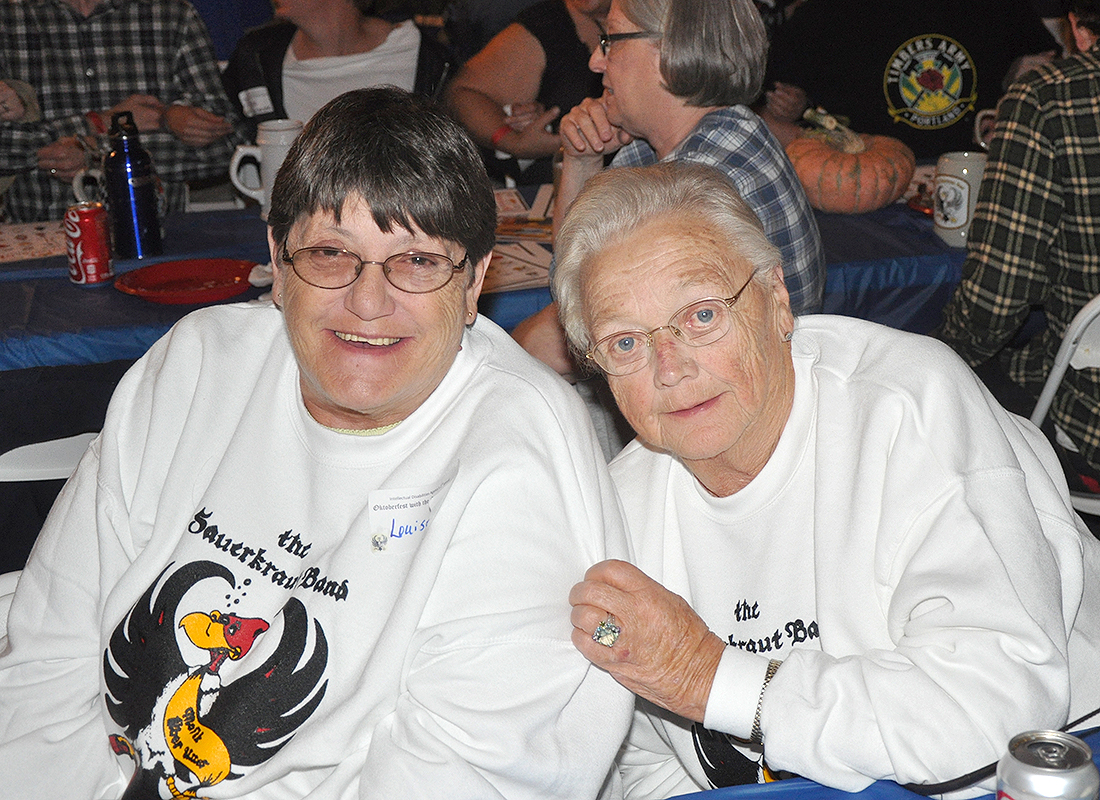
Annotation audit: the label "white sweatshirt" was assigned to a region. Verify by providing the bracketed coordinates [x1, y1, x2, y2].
[611, 315, 1100, 798]
[0, 304, 635, 800]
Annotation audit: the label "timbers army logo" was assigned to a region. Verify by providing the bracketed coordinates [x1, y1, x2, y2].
[884, 34, 977, 130]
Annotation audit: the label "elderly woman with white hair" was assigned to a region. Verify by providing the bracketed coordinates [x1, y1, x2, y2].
[555, 160, 1100, 796]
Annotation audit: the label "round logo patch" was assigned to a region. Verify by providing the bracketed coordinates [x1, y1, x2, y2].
[884, 34, 977, 131]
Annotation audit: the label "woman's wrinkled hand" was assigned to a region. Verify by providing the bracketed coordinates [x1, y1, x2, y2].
[559, 96, 633, 161]
[569, 559, 726, 722]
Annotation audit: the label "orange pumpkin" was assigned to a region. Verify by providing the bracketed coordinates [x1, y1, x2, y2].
[786, 127, 915, 214]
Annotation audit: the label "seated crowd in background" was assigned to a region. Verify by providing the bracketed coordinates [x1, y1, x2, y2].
[221, 0, 454, 143]
[936, 1, 1100, 493]
[444, 0, 607, 186]
[0, 0, 242, 223]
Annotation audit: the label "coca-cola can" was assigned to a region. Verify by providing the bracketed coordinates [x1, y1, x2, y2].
[64, 201, 114, 286]
[997, 731, 1100, 800]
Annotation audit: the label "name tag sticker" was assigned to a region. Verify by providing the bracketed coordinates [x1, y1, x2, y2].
[239, 86, 275, 117]
[368, 470, 455, 553]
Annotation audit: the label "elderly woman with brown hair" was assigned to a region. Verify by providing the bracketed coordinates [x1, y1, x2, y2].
[0, 87, 633, 800]
[554, 160, 1100, 796]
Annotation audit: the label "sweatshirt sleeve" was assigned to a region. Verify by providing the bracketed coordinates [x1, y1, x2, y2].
[754, 470, 1085, 794]
[352, 383, 637, 799]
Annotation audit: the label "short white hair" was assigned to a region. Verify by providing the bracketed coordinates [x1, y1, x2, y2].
[553, 161, 782, 354]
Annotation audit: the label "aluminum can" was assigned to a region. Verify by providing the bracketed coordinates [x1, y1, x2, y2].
[997, 731, 1099, 800]
[64, 201, 114, 286]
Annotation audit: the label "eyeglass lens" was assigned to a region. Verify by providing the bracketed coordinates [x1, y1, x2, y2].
[288, 248, 461, 292]
[593, 297, 734, 374]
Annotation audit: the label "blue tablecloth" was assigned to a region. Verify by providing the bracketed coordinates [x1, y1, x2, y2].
[0, 202, 967, 372]
[816, 203, 965, 335]
[0, 208, 271, 371]
[668, 728, 1100, 800]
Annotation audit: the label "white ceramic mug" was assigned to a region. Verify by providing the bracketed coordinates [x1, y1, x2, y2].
[229, 119, 303, 218]
[933, 151, 987, 248]
[72, 167, 105, 204]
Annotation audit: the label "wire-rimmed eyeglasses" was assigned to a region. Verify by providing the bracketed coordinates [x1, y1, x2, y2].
[586, 272, 756, 376]
[598, 29, 660, 56]
[281, 246, 469, 293]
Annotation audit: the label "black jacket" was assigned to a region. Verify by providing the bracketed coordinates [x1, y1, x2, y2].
[222, 19, 453, 141]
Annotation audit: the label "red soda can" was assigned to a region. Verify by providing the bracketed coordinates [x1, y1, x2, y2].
[64, 201, 114, 286]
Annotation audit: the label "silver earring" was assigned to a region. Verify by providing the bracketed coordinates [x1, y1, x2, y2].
[784, 332, 793, 342]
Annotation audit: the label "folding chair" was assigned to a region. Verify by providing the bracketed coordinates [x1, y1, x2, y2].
[0, 432, 95, 636]
[1029, 294, 1100, 517]
[0, 431, 97, 482]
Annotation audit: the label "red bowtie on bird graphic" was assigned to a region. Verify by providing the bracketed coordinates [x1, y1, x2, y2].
[103, 560, 329, 799]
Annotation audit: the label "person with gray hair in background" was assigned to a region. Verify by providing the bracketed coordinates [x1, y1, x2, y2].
[512, 0, 823, 402]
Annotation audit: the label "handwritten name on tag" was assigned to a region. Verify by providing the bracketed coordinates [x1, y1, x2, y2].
[368, 470, 455, 553]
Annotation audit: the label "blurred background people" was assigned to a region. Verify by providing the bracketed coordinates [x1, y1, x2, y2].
[513, 0, 823, 384]
[0, 80, 39, 209]
[0, 0, 241, 223]
[757, 0, 1061, 159]
[556, 160, 1100, 796]
[936, 2, 1100, 495]
[444, 0, 542, 64]
[222, 0, 453, 143]
[445, 0, 607, 186]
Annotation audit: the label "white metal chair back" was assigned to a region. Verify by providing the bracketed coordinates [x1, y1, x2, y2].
[1029, 294, 1100, 516]
[0, 432, 97, 482]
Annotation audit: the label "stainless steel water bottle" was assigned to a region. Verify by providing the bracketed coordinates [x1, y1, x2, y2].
[103, 111, 163, 259]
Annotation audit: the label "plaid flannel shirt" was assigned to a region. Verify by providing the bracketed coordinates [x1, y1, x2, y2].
[0, 0, 245, 222]
[937, 46, 1100, 470]
[612, 106, 825, 314]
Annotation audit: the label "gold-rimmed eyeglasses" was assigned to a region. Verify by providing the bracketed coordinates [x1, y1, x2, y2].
[598, 29, 660, 56]
[586, 271, 756, 376]
[281, 246, 469, 293]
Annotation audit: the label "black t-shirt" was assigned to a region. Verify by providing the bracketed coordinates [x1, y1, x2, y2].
[516, 0, 603, 124]
[765, 0, 1058, 159]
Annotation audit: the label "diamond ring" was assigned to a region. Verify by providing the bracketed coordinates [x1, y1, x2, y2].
[592, 614, 621, 648]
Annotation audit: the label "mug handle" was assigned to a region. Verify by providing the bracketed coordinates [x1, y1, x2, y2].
[71, 168, 104, 203]
[973, 109, 998, 151]
[229, 145, 264, 202]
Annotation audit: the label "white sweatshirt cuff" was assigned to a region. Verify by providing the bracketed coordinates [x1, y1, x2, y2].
[703, 646, 773, 738]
